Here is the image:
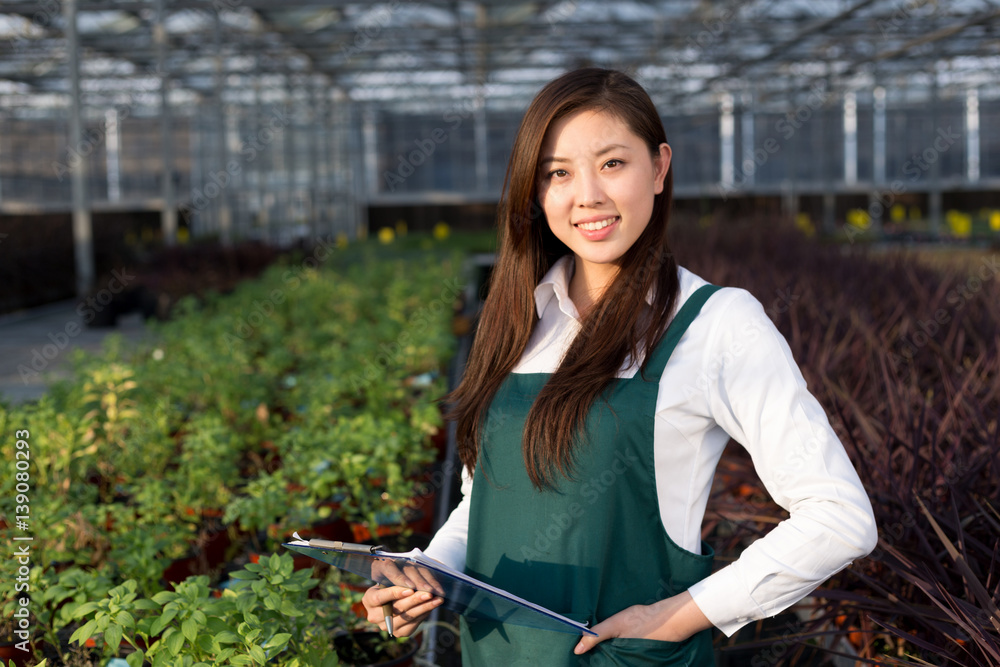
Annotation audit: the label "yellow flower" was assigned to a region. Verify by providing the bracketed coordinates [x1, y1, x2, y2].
[846, 209, 870, 229]
[795, 213, 815, 236]
[946, 210, 971, 238]
[433, 222, 450, 240]
[378, 227, 395, 244]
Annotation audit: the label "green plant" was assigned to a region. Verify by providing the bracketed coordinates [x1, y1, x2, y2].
[35, 565, 114, 661]
[107, 530, 189, 597]
[143, 575, 279, 667]
[137, 554, 336, 666]
[69, 579, 150, 667]
[80, 362, 140, 453]
[3, 240, 468, 664]
[334, 414, 436, 532]
[227, 553, 325, 660]
[224, 471, 314, 550]
[167, 412, 243, 518]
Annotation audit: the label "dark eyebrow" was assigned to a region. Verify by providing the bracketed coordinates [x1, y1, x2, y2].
[595, 143, 630, 157]
[539, 143, 631, 166]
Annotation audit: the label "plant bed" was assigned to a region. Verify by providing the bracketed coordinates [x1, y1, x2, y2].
[673, 219, 1000, 664]
[0, 235, 477, 665]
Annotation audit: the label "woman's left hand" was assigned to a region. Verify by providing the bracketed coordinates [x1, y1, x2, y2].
[573, 591, 713, 655]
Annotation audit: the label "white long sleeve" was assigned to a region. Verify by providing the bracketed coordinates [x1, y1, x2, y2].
[424, 466, 472, 571]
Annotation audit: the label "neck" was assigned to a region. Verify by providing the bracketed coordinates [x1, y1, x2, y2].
[568, 257, 618, 318]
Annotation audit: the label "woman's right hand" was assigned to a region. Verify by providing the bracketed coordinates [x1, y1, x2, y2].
[361, 585, 444, 637]
[362, 559, 446, 636]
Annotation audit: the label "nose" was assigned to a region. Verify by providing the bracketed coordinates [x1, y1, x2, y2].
[576, 169, 605, 207]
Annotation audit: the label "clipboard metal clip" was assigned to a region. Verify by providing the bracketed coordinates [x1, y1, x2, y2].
[290, 533, 384, 555]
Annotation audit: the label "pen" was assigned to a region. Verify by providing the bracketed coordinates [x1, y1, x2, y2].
[382, 601, 394, 637]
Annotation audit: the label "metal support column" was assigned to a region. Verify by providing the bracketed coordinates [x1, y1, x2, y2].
[214, 11, 232, 245]
[474, 88, 489, 193]
[156, 0, 176, 245]
[966, 87, 980, 183]
[105, 109, 121, 202]
[320, 86, 334, 236]
[64, 0, 94, 297]
[192, 113, 207, 237]
[357, 105, 375, 238]
[719, 93, 735, 190]
[871, 86, 887, 235]
[739, 92, 754, 187]
[254, 57, 268, 237]
[843, 91, 858, 186]
[308, 79, 322, 239]
[284, 78, 296, 236]
[873, 86, 886, 185]
[928, 76, 942, 236]
[361, 106, 378, 237]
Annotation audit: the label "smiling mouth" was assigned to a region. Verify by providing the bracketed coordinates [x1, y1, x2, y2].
[574, 216, 619, 231]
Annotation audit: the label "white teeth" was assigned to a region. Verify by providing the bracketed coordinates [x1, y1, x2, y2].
[577, 217, 617, 231]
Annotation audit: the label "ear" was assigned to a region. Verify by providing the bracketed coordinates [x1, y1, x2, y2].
[652, 143, 672, 195]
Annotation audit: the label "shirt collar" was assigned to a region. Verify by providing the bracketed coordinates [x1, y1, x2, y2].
[534, 255, 577, 319]
[534, 255, 656, 320]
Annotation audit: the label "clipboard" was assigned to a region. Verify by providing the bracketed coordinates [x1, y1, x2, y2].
[283, 534, 597, 636]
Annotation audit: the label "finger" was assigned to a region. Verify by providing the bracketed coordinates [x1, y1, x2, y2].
[389, 595, 446, 636]
[393, 590, 444, 616]
[402, 564, 445, 597]
[401, 564, 433, 591]
[573, 632, 606, 655]
[362, 585, 414, 623]
[375, 561, 417, 589]
[364, 584, 414, 606]
[420, 567, 446, 596]
[573, 619, 615, 655]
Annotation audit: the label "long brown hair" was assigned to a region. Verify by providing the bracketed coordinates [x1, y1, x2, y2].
[447, 68, 680, 490]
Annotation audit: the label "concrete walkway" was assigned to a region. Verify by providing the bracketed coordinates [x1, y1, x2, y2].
[0, 299, 152, 405]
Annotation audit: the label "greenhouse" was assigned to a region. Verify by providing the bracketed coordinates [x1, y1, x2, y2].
[0, 1, 998, 665]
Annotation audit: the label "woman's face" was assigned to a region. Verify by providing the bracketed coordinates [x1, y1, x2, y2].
[537, 109, 671, 278]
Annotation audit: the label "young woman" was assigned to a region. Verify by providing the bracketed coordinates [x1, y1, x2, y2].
[362, 68, 877, 665]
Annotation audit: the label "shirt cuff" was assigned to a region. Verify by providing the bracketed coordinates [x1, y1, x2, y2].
[687, 563, 764, 637]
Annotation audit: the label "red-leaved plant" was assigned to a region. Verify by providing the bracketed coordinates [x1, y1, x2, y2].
[672, 218, 999, 666]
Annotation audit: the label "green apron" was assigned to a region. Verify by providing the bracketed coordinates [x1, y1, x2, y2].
[462, 284, 722, 666]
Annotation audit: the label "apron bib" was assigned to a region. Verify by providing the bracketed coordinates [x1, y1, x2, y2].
[461, 284, 721, 666]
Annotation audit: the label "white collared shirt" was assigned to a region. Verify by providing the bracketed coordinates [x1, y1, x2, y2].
[426, 255, 877, 637]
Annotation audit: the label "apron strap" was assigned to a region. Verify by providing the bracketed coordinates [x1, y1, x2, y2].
[643, 283, 722, 379]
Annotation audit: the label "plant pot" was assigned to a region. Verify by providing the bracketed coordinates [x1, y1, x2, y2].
[350, 505, 429, 543]
[196, 526, 233, 568]
[0, 642, 34, 667]
[306, 506, 354, 542]
[332, 631, 418, 667]
[349, 522, 399, 543]
[162, 553, 199, 584]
